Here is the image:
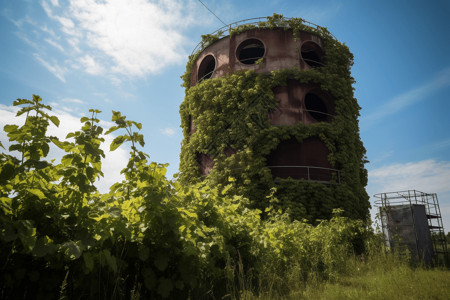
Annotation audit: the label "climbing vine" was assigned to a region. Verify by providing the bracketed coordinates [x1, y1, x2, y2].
[179, 14, 369, 222]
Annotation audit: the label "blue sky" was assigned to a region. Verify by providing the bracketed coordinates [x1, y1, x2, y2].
[1, 0, 450, 231]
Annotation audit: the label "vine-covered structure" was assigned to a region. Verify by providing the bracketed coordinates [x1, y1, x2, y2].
[179, 15, 370, 222]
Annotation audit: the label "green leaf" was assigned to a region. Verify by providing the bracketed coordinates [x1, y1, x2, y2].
[13, 98, 33, 106]
[138, 246, 150, 261]
[0, 162, 15, 183]
[83, 252, 94, 272]
[17, 220, 36, 251]
[63, 241, 83, 260]
[103, 249, 117, 273]
[108, 206, 121, 218]
[0, 197, 13, 215]
[49, 115, 60, 127]
[105, 125, 119, 135]
[154, 253, 169, 271]
[110, 136, 125, 151]
[3, 124, 18, 133]
[0, 140, 4, 149]
[27, 189, 46, 199]
[33, 236, 56, 257]
[142, 268, 156, 290]
[157, 278, 173, 298]
[111, 111, 122, 122]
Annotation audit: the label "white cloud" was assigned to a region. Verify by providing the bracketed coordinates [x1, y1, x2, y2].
[367, 160, 450, 232]
[363, 67, 450, 126]
[45, 38, 65, 52]
[33, 53, 67, 82]
[61, 98, 84, 104]
[160, 127, 175, 136]
[79, 55, 104, 75]
[369, 160, 450, 194]
[24, 0, 208, 80]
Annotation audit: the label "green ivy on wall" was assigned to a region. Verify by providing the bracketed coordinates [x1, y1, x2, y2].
[179, 14, 369, 223]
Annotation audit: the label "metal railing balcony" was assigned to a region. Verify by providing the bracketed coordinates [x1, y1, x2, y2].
[267, 165, 340, 183]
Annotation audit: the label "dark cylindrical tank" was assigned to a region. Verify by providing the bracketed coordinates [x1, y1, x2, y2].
[179, 16, 369, 222]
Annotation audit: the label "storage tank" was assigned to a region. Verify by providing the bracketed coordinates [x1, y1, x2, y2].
[179, 15, 370, 222]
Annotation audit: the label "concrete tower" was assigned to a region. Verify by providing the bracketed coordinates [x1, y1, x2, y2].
[179, 15, 369, 222]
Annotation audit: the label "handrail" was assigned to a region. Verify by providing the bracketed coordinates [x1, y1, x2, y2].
[305, 109, 333, 118]
[191, 16, 335, 56]
[267, 165, 340, 183]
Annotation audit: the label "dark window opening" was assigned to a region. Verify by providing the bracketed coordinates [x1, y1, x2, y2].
[196, 153, 214, 175]
[198, 55, 216, 82]
[305, 93, 328, 122]
[237, 39, 265, 65]
[301, 41, 324, 68]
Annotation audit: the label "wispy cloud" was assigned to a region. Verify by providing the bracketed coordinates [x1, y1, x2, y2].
[6, 0, 208, 82]
[79, 55, 104, 75]
[419, 138, 450, 155]
[369, 159, 450, 195]
[33, 53, 67, 82]
[367, 159, 450, 231]
[293, 2, 342, 25]
[160, 127, 176, 136]
[45, 38, 65, 52]
[10, 0, 208, 82]
[61, 98, 84, 104]
[363, 67, 450, 126]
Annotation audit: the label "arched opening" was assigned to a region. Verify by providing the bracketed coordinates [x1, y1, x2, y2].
[236, 39, 265, 65]
[301, 41, 325, 68]
[266, 137, 337, 182]
[197, 55, 216, 82]
[304, 92, 329, 122]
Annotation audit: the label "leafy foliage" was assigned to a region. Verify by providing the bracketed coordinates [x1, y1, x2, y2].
[0, 96, 371, 299]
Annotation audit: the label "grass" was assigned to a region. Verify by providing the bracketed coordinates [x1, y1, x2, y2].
[296, 265, 450, 300]
[236, 254, 450, 300]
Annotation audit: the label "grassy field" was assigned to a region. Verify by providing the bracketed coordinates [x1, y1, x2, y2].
[236, 254, 450, 300]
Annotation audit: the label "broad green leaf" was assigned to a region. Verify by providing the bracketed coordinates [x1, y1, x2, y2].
[64, 241, 83, 260]
[49, 115, 60, 126]
[154, 253, 169, 271]
[17, 220, 36, 251]
[103, 249, 117, 273]
[104, 125, 119, 135]
[2, 222, 17, 242]
[138, 246, 150, 261]
[0, 197, 13, 214]
[142, 268, 156, 290]
[110, 136, 125, 151]
[0, 162, 15, 183]
[108, 207, 121, 218]
[157, 278, 173, 298]
[33, 236, 55, 257]
[13, 98, 33, 106]
[83, 252, 94, 272]
[3, 124, 18, 133]
[27, 189, 46, 199]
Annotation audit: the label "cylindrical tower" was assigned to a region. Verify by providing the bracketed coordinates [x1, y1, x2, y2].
[179, 15, 369, 222]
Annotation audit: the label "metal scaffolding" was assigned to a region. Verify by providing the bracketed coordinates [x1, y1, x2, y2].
[374, 190, 448, 265]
